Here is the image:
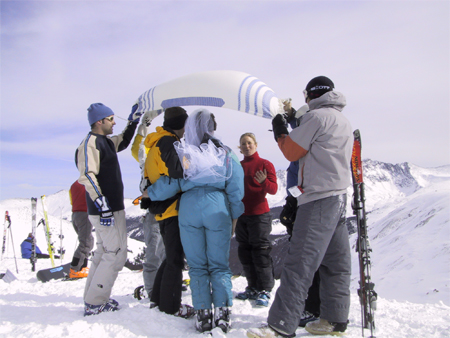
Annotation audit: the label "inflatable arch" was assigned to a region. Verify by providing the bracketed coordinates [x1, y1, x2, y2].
[134, 70, 284, 122]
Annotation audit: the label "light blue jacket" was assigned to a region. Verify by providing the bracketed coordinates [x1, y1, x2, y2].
[148, 145, 244, 309]
[147, 148, 244, 220]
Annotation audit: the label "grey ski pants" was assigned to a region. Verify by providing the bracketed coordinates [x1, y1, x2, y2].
[84, 210, 128, 305]
[71, 211, 94, 271]
[268, 194, 351, 335]
[142, 212, 165, 297]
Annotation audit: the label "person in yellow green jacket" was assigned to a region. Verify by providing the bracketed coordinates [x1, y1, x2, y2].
[142, 107, 193, 318]
[130, 112, 166, 300]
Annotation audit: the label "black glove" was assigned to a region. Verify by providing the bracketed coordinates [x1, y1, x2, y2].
[279, 195, 298, 238]
[272, 114, 289, 141]
[94, 196, 114, 226]
[140, 197, 151, 210]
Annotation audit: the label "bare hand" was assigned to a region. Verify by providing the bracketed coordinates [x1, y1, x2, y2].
[254, 169, 267, 184]
[282, 98, 292, 112]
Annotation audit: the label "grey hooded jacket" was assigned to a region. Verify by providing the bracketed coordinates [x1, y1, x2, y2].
[288, 91, 353, 205]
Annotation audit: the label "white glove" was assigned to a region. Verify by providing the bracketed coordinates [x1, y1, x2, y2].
[141, 111, 154, 127]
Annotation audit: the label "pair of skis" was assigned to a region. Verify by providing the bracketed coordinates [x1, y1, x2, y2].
[351, 130, 377, 338]
[30, 196, 57, 270]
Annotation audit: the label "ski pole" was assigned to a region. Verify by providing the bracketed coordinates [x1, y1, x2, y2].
[6, 213, 19, 274]
[1, 212, 7, 261]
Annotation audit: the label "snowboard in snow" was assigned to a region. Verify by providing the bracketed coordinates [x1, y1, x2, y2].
[36, 263, 71, 282]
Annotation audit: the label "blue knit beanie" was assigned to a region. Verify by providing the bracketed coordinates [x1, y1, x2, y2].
[87, 103, 114, 125]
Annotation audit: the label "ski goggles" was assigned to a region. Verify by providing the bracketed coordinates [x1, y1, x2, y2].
[303, 89, 308, 102]
[103, 116, 114, 122]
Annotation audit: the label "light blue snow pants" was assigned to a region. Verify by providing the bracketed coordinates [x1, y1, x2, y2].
[268, 194, 351, 335]
[84, 210, 128, 305]
[178, 187, 233, 310]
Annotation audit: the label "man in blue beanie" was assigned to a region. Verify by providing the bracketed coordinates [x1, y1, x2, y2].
[75, 102, 142, 316]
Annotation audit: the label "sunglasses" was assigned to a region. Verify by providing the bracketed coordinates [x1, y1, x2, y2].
[103, 116, 114, 122]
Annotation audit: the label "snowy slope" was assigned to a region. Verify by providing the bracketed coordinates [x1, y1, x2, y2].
[1, 258, 449, 338]
[0, 160, 449, 337]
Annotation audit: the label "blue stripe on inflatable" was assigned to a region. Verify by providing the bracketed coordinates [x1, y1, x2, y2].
[161, 97, 225, 109]
[245, 79, 259, 113]
[253, 84, 267, 115]
[138, 87, 152, 112]
[238, 75, 252, 111]
[262, 90, 275, 118]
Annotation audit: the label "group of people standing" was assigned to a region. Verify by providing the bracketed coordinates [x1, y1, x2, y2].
[73, 75, 353, 338]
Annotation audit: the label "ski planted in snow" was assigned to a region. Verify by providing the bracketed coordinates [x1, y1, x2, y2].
[1, 211, 7, 260]
[351, 129, 377, 337]
[58, 209, 65, 264]
[31, 198, 38, 271]
[41, 195, 56, 267]
[3, 211, 19, 273]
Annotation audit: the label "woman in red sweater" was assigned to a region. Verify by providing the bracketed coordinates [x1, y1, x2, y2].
[235, 132, 278, 307]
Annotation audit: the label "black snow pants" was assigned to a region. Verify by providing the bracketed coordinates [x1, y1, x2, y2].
[151, 216, 184, 314]
[236, 212, 274, 292]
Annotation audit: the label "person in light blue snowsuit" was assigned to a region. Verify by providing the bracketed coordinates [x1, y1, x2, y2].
[147, 109, 244, 334]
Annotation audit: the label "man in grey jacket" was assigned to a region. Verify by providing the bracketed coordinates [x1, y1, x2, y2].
[247, 76, 353, 338]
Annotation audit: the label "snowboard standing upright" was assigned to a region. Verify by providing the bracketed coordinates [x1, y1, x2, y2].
[351, 129, 377, 337]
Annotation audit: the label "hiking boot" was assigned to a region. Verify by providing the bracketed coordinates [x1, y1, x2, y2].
[247, 324, 295, 338]
[236, 286, 258, 300]
[305, 318, 348, 336]
[175, 304, 195, 319]
[255, 290, 271, 307]
[299, 310, 318, 327]
[195, 308, 213, 333]
[84, 300, 118, 316]
[214, 307, 231, 333]
[69, 267, 89, 279]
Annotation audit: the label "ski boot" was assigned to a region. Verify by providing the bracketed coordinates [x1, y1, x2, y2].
[214, 307, 231, 333]
[195, 308, 213, 333]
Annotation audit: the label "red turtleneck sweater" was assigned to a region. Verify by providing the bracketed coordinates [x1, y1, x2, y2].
[241, 152, 278, 216]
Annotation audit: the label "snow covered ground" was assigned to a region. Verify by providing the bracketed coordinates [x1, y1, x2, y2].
[1, 258, 449, 338]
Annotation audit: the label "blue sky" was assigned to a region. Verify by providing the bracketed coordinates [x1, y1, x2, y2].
[1, 0, 449, 201]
